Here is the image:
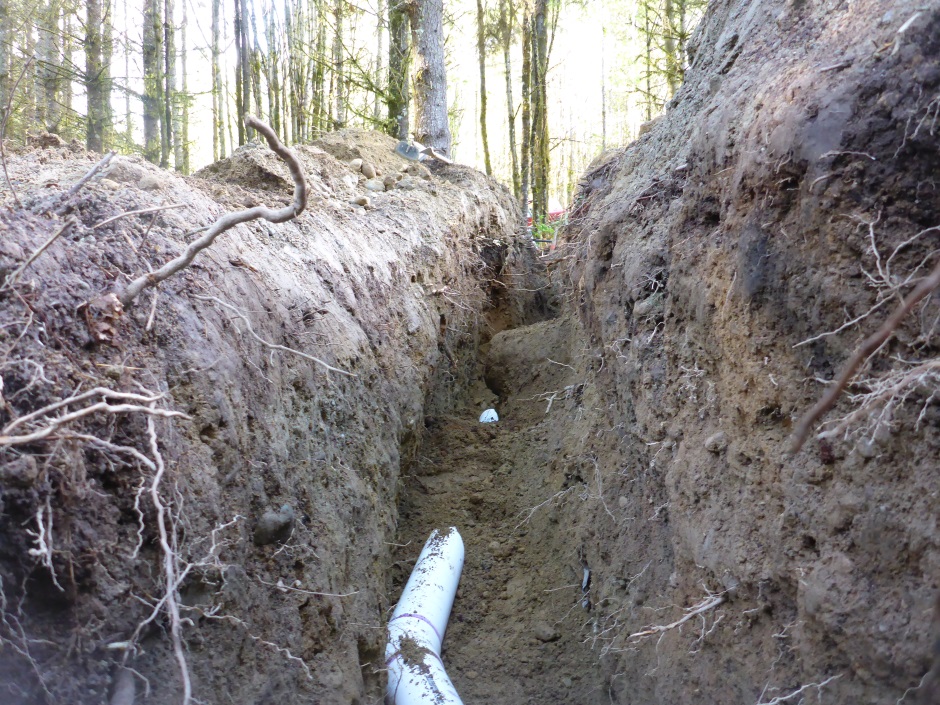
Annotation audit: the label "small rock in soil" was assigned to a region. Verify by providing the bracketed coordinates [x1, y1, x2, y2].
[364, 179, 386, 192]
[360, 161, 377, 179]
[533, 622, 560, 642]
[704, 431, 728, 453]
[253, 504, 294, 545]
[138, 173, 169, 191]
[394, 176, 421, 191]
[0, 455, 38, 487]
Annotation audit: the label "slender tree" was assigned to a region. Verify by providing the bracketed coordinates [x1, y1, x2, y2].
[373, 0, 385, 123]
[86, 0, 113, 152]
[161, 0, 174, 166]
[498, 0, 518, 196]
[211, 0, 222, 160]
[410, 0, 451, 153]
[250, 3, 263, 121]
[234, 0, 251, 143]
[264, 1, 281, 137]
[519, 9, 531, 218]
[38, 0, 60, 132]
[332, 0, 346, 129]
[0, 0, 8, 110]
[387, 0, 410, 139]
[180, 0, 189, 172]
[530, 0, 549, 223]
[313, 0, 327, 134]
[475, 0, 491, 175]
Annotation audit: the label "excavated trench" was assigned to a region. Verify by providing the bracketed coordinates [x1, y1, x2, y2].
[0, 1, 939, 705]
[389, 313, 614, 704]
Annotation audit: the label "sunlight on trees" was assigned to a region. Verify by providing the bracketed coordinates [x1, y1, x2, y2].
[0, 0, 705, 210]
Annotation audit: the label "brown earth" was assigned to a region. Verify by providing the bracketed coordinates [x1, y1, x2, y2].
[1, 0, 939, 704]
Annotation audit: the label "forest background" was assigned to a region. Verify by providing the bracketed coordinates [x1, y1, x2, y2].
[0, 0, 704, 219]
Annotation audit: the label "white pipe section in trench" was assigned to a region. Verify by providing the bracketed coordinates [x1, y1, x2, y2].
[385, 527, 465, 705]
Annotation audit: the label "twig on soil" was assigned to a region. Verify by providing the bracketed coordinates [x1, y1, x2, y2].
[93, 203, 186, 230]
[54, 150, 117, 215]
[628, 593, 726, 641]
[257, 577, 359, 598]
[756, 674, 841, 705]
[115, 116, 307, 307]
[193, 295, 355, 377]
[2, 217, 77, 288]
[0, 56, 33, 208]
[196, 609, 313, 679]
[514, 486, 578, 530]
[789, 254, 940, 453]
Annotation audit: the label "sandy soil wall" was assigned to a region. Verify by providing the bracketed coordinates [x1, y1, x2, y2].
[527, 0, 940, 701]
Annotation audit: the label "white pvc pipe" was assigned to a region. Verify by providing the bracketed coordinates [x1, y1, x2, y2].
[385, 527, 465, 705]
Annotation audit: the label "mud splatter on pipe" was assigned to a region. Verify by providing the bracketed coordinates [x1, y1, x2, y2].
[386, 528, 465, 705]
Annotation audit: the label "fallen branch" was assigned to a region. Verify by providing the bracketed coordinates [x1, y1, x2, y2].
[54, 150, 117, 215]
[115, 116, 307, 308]
[789, 255, 940, 453]
[2, 217, 77, 288]
[93, 203, 186, 230]
[193, 295, 355, 377]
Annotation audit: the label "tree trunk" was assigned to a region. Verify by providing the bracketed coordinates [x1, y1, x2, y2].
[410, 0, 451, 154]
[313, 0, 327, 135]
[180, 0, 189, 172]
[62, 5, 72, 126]
[38, 0, 59, 132]
[476, 0, 491, 175]
[211, 0, 222, 160]
[664, 0, 679, 96]
[0, 0, 8, 111]
[250, 2, 263, 121]
[264, 2, 281, 137]
[499, 0, 518, 197]
[531, 0, 549, 225]
[162, 0, 174, 167]
[332, 0, 345, 129]
[386, 0, 410, 139]
[643, 0, 653, 121]
[600, 5, 606, 152]
[373, 0, 385, 124]
[234, 0, 251, 143]
[124, 0, 133, 146]
[86, 0, 112, 152]
[143, 0, 163, 164]
[520, 10, 531, 220]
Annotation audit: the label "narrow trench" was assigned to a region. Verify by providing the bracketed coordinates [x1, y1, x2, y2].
[387, 293, 611, 704]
